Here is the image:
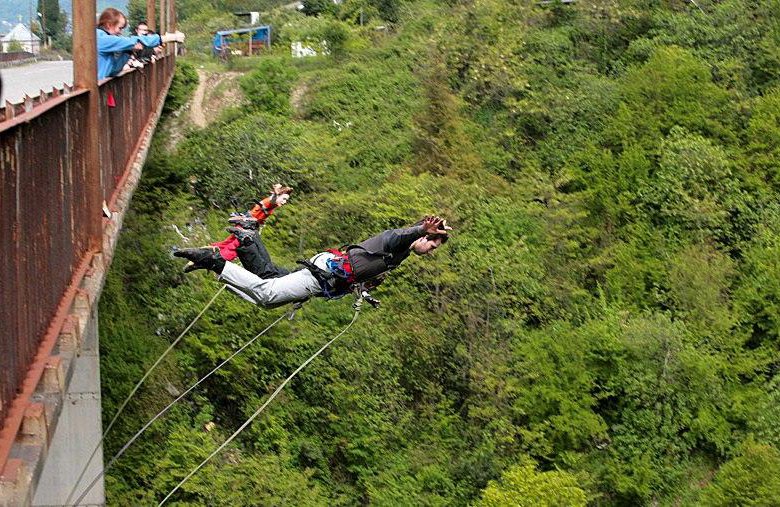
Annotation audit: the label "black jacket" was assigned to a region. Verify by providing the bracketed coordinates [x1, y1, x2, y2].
[347, 225, 425, 282]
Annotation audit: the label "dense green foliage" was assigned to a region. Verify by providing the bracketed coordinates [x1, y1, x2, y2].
[163, 61, 199, 115]
[100, 0, 780, 504]
[477, 460, 587, 507]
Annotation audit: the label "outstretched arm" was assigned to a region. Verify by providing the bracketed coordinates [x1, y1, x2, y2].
[382, 216, 450, 253]
[249, 184, 293, 223]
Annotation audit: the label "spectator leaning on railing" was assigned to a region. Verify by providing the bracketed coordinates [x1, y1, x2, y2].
[132, 21, 162, 65]
[96, 8, 184, 80]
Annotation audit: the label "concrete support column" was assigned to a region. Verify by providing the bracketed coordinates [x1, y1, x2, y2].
[32, 312, 104, 506]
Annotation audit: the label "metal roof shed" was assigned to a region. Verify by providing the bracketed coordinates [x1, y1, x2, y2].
[213, 25, 271, 56]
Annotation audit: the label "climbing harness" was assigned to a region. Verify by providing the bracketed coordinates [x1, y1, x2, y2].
[71, 306, 294, 506]
[158, 303, 364, 506]
[325, 248, 355, 282]
[64, 285, 227, 506]
[297, 248, 355, 299]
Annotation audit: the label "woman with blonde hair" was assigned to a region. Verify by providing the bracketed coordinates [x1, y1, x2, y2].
[96, 7, 184, 79]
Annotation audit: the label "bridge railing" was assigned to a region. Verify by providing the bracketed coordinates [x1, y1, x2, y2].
[99, 56, 175, 204]
[0, 89, 93, 431]
[0, 55, 175, 463]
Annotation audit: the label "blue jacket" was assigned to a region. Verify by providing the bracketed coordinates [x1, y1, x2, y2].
[96, 28, 162, 80]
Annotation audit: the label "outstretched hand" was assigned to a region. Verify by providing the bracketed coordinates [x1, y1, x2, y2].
[271, 183, 294, 206]
[272, 183, 293, 195]
[421, 216, 451, 235]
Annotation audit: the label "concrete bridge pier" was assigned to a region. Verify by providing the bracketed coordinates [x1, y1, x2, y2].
[33, 306, 104, 506]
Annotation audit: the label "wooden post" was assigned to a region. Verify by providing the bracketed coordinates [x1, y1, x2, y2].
[146, 0, 156, 32]
[147, 0, 158, 103]
[159, 0, 167, 54]
[169, 0, 177, 56]
[72, 0, 102, 248]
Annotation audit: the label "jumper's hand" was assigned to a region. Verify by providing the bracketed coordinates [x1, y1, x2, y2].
[272, 183, 294, 195]
[271, 183, 293, 206]
[421, 216, 449, 235]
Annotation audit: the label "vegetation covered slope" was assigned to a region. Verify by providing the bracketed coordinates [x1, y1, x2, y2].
[100, 0, 780, 504]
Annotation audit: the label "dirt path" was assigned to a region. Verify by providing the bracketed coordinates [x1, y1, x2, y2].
[290, 81, 309, 115]
[190, 69, 209, 128]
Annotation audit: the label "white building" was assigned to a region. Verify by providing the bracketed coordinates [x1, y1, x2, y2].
[1, 23, 41, 54]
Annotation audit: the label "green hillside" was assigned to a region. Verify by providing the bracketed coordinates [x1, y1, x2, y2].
[99, 0, 780, 504]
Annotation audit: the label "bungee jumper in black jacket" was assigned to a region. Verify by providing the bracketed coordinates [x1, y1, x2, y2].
[174, 194, 451, 308]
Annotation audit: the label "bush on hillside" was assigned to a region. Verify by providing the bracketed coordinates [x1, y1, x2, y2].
[240, 57, 299, 115]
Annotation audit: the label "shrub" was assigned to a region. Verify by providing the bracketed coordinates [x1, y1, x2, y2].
[164, 61, 199, 115]
[701, 443, 780, 506]
[477, 461, 587, 507]
[240, 57, 299, 115]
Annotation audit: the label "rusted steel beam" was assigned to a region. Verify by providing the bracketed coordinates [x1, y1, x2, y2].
[106, 63, 175, 212]
[0, 90, 87, 135]
[148, 0, 158, 95]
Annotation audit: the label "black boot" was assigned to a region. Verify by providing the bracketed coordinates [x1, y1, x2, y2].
[173, 247, 226, 274]
[226, 227, 257, 247]
[227, 213, 259, 230]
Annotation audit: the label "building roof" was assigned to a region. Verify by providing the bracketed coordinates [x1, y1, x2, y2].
[1, 23, 40, 42]
[215, 25, 270, 36]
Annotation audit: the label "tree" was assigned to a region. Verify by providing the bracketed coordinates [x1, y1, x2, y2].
[127, 0, 148, 30]
[302, 0, 335, 17]
[477, 461, 587, 507]
[36, 0, 66, 45]
[701, 443, 780, 506]
[239, 57, 299, 115]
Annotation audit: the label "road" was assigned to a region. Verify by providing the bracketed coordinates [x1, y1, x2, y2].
[0, 60, 73, 105]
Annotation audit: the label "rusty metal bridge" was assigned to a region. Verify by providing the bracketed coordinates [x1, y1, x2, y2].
[0, 1, 179, 504]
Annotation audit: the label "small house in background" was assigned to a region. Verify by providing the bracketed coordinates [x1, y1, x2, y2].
[1, 23, 41, 54]
[212, 25, 271, 58]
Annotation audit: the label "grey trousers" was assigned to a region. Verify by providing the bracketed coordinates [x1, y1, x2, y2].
[219, 252, 334, 307]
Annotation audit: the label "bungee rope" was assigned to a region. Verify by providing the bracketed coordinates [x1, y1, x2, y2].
[158, 303, 362, 506]
[71, 306, 293, 506]
[65, 285, 226, 506]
